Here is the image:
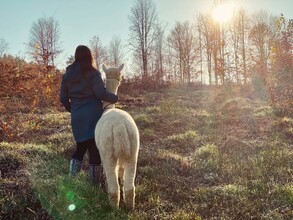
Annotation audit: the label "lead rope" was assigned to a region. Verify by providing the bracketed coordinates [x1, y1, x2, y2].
[102, 103, 113, 112]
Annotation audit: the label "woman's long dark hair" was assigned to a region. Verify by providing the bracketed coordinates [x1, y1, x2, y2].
[74, 45, 95, 76]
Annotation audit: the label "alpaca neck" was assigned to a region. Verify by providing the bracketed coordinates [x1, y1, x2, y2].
[103, 79, 120, 109]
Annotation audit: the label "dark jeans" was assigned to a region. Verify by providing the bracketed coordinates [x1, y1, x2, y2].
[72, 139, 101, 165]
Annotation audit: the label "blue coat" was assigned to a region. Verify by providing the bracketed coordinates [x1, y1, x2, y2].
[60, 62, 118, 142]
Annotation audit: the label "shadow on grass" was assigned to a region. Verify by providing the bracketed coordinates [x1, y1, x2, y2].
[0, 143, 53, 219]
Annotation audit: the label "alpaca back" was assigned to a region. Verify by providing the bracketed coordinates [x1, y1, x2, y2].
[113, 122, 131, 158]
[95, 108, 139, 160]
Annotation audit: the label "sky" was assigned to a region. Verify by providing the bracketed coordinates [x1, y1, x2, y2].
[0, 0, 292, 70]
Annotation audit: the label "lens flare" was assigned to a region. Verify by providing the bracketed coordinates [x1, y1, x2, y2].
[68, 204, 76, 211]
[66, 191, 75, 200]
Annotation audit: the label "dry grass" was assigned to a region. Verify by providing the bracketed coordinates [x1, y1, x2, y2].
[1, 86, 293, 219]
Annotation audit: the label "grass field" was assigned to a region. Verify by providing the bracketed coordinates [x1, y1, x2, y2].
[1, 86, 293, 219]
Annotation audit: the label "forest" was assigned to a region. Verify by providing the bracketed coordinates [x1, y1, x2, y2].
[0, 0, 292, 219]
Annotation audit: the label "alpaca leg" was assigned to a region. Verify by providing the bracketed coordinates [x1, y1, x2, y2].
[124, 160, 137, 210]
[103, 157, 120, 208]
[118, 164, 124, 185]
[118, 164, 124, 202]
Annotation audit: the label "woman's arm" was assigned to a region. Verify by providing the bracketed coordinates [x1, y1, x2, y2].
[92, 71, 118, 103]
[59, 74, 71, 112]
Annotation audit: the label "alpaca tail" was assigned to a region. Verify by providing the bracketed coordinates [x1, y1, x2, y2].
[113, 123, 131, 158]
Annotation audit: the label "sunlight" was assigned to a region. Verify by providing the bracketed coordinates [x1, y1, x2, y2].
[212, 2, 235, 23]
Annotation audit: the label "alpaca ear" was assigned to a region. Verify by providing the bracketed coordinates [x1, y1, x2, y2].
[102, 64, 108, 74]
[118, 64, 124, 72]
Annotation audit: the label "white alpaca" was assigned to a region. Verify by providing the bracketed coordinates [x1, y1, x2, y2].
[94, 64, 139, 210]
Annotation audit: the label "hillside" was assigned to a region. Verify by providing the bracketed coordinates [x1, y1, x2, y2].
[1, 85, 292, 219]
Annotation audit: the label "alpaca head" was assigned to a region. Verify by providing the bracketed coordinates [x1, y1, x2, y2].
[102, 64, 124, 97]
[102, 64, 124, 81]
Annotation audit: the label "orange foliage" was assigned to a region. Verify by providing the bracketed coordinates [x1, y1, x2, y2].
[0, 57, 62, 141]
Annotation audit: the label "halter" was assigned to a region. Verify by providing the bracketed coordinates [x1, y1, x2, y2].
[107, 77, 121, 82]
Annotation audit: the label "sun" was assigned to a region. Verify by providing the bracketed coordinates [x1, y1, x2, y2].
[212, 2, 235, 23]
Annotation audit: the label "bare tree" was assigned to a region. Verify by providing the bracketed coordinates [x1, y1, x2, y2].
[27, 17, 62, 69]
[108, 35, 124, 67]
[197, 13, 214, 85]
[165, 40, 177, 81]
[152, 23, 166, 85]
[168, 22, 185, 82]
[213, 19, 230, 84]
[128, 0, 158, 78]
[238, 9, 250, 84]
[89, 35, 107, 69]
[230, 8, 247, 83]
[168, 21, 197, 83]
[196, 16, 204, 84]
[229, 17, 239, 83]
[0, 38, 9, 57]
[249, 11, 276, 80]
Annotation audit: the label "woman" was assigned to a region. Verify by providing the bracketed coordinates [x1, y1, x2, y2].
[60, 45, 118, 185]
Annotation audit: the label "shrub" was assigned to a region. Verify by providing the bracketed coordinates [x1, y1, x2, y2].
[0, 56, 62, 115]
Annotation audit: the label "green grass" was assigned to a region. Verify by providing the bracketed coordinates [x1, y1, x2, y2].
[1, 86, 293, 219]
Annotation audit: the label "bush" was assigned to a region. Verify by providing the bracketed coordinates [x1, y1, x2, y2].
[0, 56, 62, 141]
[265, 17, 293, 117]
[266, 66, 293, 116]
[0, 56, 62, 115]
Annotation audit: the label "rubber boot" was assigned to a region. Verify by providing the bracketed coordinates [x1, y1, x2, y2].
[69, 158, 82, 177]
[89, 164, 106, 189]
